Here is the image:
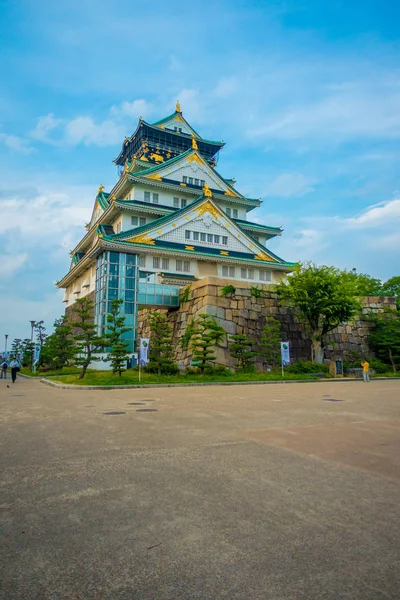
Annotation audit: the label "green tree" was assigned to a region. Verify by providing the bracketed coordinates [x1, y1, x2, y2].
[229, 334, 257, 371]
[341, 269, 382, 296]
[42, 317, 75, 369]
[105, 299, 130, 376]
[10, 338, 22, 357]
[259, 316, 281, 368]
[179, 286, 192, 304]
[380, 276, 400, 310]
[34, 320, 47, 347]
[147, 310, 177, 375]
[19, 339, 35, 367]
[276, 263, 360, 363]
[369, 309, 400, 373]
[71, 297, 106, 379]
[191, 313, 225, 373]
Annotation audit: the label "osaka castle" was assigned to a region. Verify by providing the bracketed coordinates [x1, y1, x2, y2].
[57, 102, 295, 351]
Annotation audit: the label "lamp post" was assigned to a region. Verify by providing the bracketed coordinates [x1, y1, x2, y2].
[4, 334, 8, 356]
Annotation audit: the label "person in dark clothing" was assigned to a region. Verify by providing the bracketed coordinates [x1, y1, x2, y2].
[10, 358, 20, 383]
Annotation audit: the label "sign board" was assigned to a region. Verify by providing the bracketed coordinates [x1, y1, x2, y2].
[280, 342, 290, 366]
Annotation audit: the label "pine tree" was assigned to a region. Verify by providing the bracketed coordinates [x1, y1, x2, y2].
[10, 338, 22, 357]
[42, 317, 75, 369]
[259, 317, 281, 368]
[191, 313, 225, 373]
[35, 320, 47, 346]
[229, 334, 257, 371]
[71, 297, 106, 379]
[21, 339, 34, 367]
[147, 310, 178, 375]
[105, 299, 130, 376]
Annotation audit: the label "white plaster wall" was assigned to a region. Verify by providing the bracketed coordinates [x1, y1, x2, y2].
[63, 264, 95, 307]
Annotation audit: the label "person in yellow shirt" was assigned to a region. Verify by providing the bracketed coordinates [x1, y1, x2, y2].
[361, 359, 370, 382]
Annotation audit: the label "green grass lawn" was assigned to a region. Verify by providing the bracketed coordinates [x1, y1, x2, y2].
[21, 366, 93, 378]
[46, 369, 321, 386]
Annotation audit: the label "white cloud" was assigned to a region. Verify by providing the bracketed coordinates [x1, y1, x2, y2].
[0, 253, 28, 279]
[214, 77, 237, 97]
[30, 113, 63, 143]
[174, 89, 204, 122]
[0, 133, 33, 154]
[111, 99, 152, 120]
[344, 198, 400, 228]
[64, 116, 125, 146]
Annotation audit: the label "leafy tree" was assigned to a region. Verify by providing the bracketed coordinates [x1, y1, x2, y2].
[42, 317, 75, 369]
[34, 320, 47, 346]
[191, 313, 225, 373]
[105, 299, 130, 376]
[276, 263, 360, 363]
[380, 276, 400, 310]
[259, 316, 281, 368]
[180, 318, 196, 350]
[341, 269, 382, 296]
[71, 297, 106, 379]
[369, 309, 400, 373]
[228, 334, 257, 371]
[147, 310, 177, 375]
[220, 285, 236, 298]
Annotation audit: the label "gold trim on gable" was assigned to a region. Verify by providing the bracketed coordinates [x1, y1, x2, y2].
[146, 173, 162, 181]
[254, 251, 275, 262]
[195, 201, 222, 220]
[126, 233, 155, 245]
[187, 153, 203, 166]
[224, 189, 237, 197]
[185, 246, 195, 251]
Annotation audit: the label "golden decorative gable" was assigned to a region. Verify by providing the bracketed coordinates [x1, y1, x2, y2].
[254, 251, 276, 262]
[146, 173, 162, 181]
[195, 200, 222, 220]
[224, 189, 237, 197]
[186, 153, 203, 166]
[126, 233, 155, 245]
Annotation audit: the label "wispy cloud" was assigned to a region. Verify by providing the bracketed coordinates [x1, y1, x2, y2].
[0, 133, 33, 154]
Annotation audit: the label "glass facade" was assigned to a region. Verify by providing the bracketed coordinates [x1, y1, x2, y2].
[95, 251, 180, 352]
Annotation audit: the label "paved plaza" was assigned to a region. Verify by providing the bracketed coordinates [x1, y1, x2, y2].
[1, 377, 399, 599]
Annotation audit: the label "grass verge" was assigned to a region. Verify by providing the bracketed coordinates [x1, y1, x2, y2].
[48, 370, 320, 386]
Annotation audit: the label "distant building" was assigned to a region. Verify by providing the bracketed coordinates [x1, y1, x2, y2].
[57, 103, 295, 350]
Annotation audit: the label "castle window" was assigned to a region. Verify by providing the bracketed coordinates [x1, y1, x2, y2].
[193, 232, 199, 241]
[233, 209, 238, 218]
[222, 236, 228, 245]
[173, 197, 180, 208]
[222, 266, 235, 277]
[194, 178, 199, 186]
[183, 176, 188, 184]
[241, 268, 247, 279]
[176, 260, 190, 272]
[131, 216, 147, 226]
[162, 258, 169, 269]
[214, 235, 220, 244]
[152, 193, 159, 204]
[226, 208, 231, 217]
[200, 180, 205, 187]
[139, 255, 146, 267]
[188, 177, 193, 185]
[207, 233, 213, 243]
[181, 199, 187, 208]
[144, 191, 151, 202]
[153, 257, 160, 269]
[259, 271, 272, 282]
[183, 261, 190, 272]
[185, 230, 191, 240]
[200, 233, 206, 241]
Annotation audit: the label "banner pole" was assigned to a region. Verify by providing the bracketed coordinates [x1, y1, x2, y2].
[281, 363, 284, 378]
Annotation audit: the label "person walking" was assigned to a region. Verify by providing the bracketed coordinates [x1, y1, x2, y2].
[361, 359, 370, 382]
[0, 358, 8, 379]
[10, 357, 20, 384]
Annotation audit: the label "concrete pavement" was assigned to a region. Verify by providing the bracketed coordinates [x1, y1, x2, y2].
[1, 376, 399, 599]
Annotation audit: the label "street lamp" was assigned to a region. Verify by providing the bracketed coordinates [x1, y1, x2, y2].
[4, 334, 8, 355]
[30, 321, 36, 343]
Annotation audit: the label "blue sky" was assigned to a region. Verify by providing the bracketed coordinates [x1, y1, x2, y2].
[1, 0, 399, 342]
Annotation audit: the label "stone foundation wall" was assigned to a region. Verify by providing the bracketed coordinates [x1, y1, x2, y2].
[137, 277, 396, 368]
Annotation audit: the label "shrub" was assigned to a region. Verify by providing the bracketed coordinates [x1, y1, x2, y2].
[286, 360, 329, 374]
[145, 362, 179, 375]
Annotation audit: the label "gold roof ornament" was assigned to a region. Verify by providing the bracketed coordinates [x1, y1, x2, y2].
[97, 184, 104, 194]
[124, 159, 130, 173]
[191, 137, 198, 150]
[176, 100, 181, 113]
[203, 183, 212, 197]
